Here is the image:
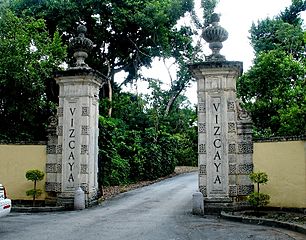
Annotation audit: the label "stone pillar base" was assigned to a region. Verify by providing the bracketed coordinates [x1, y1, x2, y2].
[204, 197, 250, 214]
[57, 193, 75, 209]
[56, 189, 99, 209]
[44, 192, 58, 206]
[86, 188, 99, 207]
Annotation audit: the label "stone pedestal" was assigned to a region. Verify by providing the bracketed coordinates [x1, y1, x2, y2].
[45, 68, 104, 208]
[74, 187, 85, 210]
[192, 192, 204, 215]
[189, 61, 254, 213]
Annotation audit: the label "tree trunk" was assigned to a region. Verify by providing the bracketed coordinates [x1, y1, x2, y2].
[107, 79, 113, 117]
[257, 182, 260, 194]
[33, 180, 37, 207]
[164, 88, 184, 116]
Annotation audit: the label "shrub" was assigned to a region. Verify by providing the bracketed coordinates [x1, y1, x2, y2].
[109, 155, 130, 186]
[25, 169, 45, 206]
[247, 171, 270, 208]
[249, 172, 268, 194]
[247, 192, 270, 208]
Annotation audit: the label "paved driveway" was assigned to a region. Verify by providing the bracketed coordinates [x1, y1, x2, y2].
[0, 172, 304, 240]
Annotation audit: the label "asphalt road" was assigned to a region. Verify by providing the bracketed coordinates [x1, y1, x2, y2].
[0, 172, 305, 240]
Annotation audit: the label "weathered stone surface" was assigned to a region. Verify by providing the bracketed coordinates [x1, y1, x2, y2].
[74, 187, 85, 210]
[189, 60, 253, 213]
[192, 192, 204, 215]
[45, 25, 106, 209]
[202, 13, 228, 61]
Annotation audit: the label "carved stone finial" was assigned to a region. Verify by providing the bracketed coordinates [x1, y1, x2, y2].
[69, 25, 93, 68]
[202, 13, 228, 61]
[236, 99, 252, 122]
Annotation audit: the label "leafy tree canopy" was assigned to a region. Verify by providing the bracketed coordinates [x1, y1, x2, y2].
[0, 0, 203, 140]
[8, 0, 195, 85]
[250, 0, 305, 59]
[7, 0, 202, 122]
[98, 87, 197, 186]
[201, 0, 219, 26]
[0, 9, 66, 141]
[238, 0, 306, 137]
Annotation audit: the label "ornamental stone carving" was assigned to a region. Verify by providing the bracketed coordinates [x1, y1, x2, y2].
[45, 182, 61, 192]
[202, 13, 228, 61]
[81, 106, 90, 116]
[229, 185, 237, 196]
[238, 143, 253, 154]
[199, 185, 207, 197]
[228, 122, 236, 133]
[238, 185, 254, 195]
[198, 143, 207, 154]
[236, 99, 251, 121]
[198, 102, 206, 112]
[47, 145, 56, 154]
[198, 123, 206, 133]
[46, 163, 58, 173]
[57, 107, 63, 117]
[56, 144, 62, 154]
[227, 101, 235, 112]
[228, 143, 236, 154]
[69, 25, 93, 68]
[237, 164, 253, 174]
[199, 165, 207, 175]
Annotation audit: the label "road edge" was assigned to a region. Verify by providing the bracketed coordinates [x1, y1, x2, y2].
[220, 211, 306, 235]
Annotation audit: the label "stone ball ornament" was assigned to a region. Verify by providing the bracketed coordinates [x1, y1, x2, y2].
[202, 13, 228, 61]
[69, 24, 93, 68]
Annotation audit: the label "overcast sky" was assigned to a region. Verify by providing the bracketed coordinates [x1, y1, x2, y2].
[213, 0, 296, 69]
[121, 0, 305, 105]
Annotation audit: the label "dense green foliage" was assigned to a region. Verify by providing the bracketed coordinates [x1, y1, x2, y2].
[201, 0, 219, 26]
[98, 90, 197, 186]
[8, 0, 195, 88]
[0, 9, 66, 141]
[247, 192, 270, 208]
[25, 169, 45, 182]
[238, 0, 306, 137]
[249, 171, 268, 193]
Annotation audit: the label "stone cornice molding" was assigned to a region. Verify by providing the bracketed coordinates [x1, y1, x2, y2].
[189, 61, 243, 76]
[55, 68, 107, 88]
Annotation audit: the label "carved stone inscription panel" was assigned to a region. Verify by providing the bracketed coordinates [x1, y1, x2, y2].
[63, 103, 78, 191]
[208, 97, 226, 195]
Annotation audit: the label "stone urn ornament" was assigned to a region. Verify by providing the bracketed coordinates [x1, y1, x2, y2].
[69, 25, 93, 68]
[202, 13, 228, 61]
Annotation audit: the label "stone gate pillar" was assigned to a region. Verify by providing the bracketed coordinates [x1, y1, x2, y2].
[45, 25, 105, 208]
[189, 14, 253, 213]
